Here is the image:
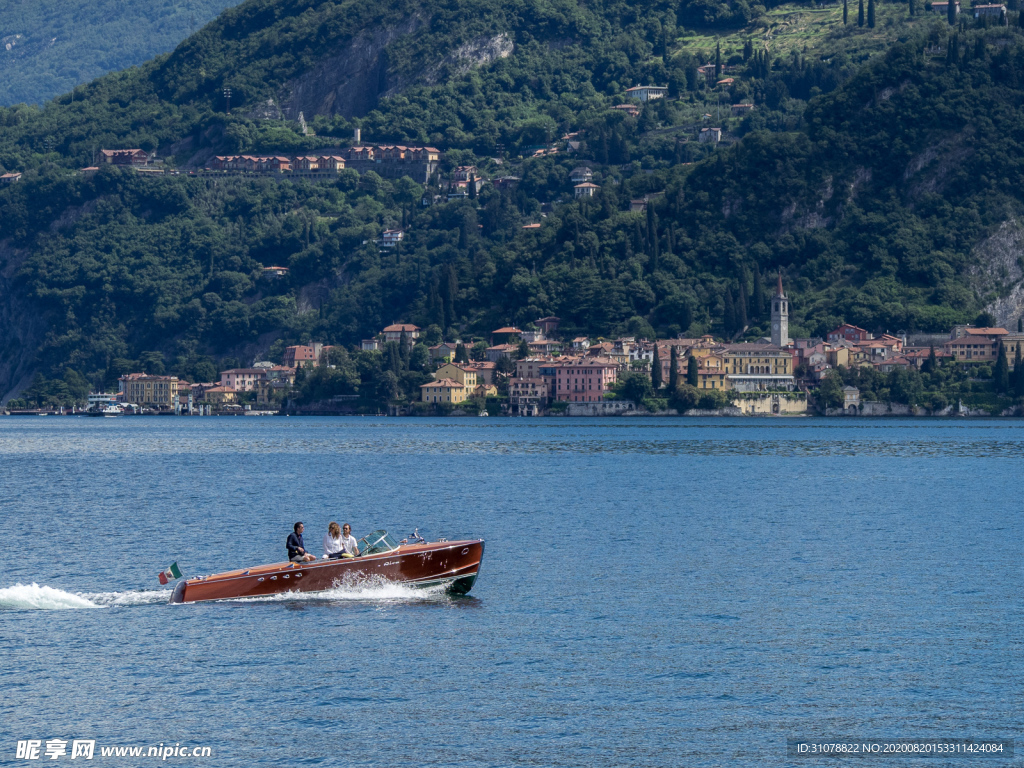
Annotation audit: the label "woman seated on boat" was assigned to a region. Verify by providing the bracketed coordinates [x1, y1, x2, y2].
[323, 522, 345, 559]
[286, 522, 316, 563]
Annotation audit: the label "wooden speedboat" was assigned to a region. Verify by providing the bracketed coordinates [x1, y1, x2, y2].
[169, 530, 484, 604]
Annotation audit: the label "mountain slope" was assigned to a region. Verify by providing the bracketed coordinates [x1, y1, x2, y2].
[3, 0, 1024, 403]
[0, 0, 243, 106]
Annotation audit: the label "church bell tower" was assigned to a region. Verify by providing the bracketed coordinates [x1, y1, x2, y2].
[771, 271, 789, 347]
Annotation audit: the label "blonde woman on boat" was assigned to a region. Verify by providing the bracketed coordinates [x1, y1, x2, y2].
[323, 521, 345, 559]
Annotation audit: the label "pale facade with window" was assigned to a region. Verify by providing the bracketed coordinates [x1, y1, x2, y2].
[121, 375, 179, 407]
[434, 363, 478, 389]
[554, 359, 617, 402]
[420, 378, 467, 404]
[723, 343, 796, 392]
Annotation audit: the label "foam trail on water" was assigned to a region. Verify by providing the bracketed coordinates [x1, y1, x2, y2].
[0, 583, 173, 611]
[83, 589, 173, 607]
[0, 583, 99, 611]
[235, 575, 449, 604]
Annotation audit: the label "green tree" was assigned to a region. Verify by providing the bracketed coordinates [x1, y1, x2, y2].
[859, 0, 865, 26]
[455, 343, 469, 364]
[423, 324, 443, 346]
[868, 0, 876, 27]
[669, 382, 699, 412]
[697, 389, 730, 410]
[517, 339, 530, 358]
[995, 343, 1010, 393]
[889, 367, 923, 405]
[844, 0, 849, 24]
[816, 370, 844, 410]
[615, 371, 654, 405]
[714, 42, 722, 78]
[922, 345, 937, 374]
[669, 345, 679, 391]
[948, 0, 957, 24]
[687, 355, 699, 387]
[652, 344, 663, 389]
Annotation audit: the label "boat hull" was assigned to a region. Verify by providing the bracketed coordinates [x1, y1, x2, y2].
[170, 539, 484, 604]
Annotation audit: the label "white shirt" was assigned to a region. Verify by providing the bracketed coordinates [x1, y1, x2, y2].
[323, 534, 344, 556]
[341, 534, 359, 556]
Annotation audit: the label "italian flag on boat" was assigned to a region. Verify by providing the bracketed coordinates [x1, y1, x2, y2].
[158, 562, 182, 585]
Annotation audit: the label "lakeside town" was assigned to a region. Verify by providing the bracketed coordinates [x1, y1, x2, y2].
[6, 276, 1023, 417]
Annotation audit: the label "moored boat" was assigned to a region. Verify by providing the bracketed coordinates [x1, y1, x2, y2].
[169, 530, 484, 604]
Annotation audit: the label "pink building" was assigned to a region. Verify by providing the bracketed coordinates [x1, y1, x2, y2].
[554, 358, 618, 402]
[219, 368, 267, 392]
[283, 343, 331, 368]
[827, 324, 872, 343]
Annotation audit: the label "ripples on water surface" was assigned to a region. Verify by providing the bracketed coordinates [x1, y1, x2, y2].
[1, 417, 1022, 767]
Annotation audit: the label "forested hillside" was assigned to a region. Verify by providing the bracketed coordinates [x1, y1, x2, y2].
[0, 0, 242, 106]
[2, 0, 1024, 404]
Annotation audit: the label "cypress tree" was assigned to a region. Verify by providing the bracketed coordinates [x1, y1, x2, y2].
[948, 0, 956, 25]
[743, 38, 753, 61]
[724, 287, 736, 335]
[652, 344, 663, 389]
[738, 278, 749, 330]
[844, 0, 849, 23]
[909, 0, 916, 16]
[1019, 317, 1023, 332]
[1015, 344, 1024, 397]
[715, 41, 722, 77]
[995, 343, 1010, 393]
[670, 345, 679, 391]
[752, 266, 765, 319]
[859, 0, 865, 26]
[923, 345, 937, 374]
[868, 0, 876, 27]
[687, 355, 699, 387]
[1019, 9, 1024, 27]
[646, 205, 660, 266]
[455, 343, 469, 364]
[468, 173, 477, 199]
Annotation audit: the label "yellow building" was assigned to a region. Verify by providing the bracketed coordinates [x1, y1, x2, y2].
[121, 375, 179, 408]
[204, 386, 237, 404]
[825, 346, 853, 368]
[434, 363, 478, 389]
[420, 378, 467, 404]
[723, 344, 792, 375]
[722, 343, 797, 392]
[697, 370, 729, 389]
[1002, 334, 1024, 365]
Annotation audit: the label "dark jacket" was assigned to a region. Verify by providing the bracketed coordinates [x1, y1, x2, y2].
[286, 531, 305, 558]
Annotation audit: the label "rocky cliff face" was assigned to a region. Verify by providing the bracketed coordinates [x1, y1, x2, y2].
[0, 241, 48, 404]
[278, 16, 426, 120]
[971, 218, 1024, 327]
[278, 21, 514, 120]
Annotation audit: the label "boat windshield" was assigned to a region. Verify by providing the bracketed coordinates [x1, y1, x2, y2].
[358, 530, 400, 556]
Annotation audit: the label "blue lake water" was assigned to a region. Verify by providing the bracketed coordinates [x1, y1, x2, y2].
[1, 417, 1022, 767]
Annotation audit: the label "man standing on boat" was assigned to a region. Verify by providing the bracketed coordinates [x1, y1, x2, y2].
[287, 522, 316, 563]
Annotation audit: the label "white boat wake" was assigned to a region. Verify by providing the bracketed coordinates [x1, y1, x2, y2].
[0, 583, 171, 611]
[0, 578, 451, 610]
[223, 575, 450, 604]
